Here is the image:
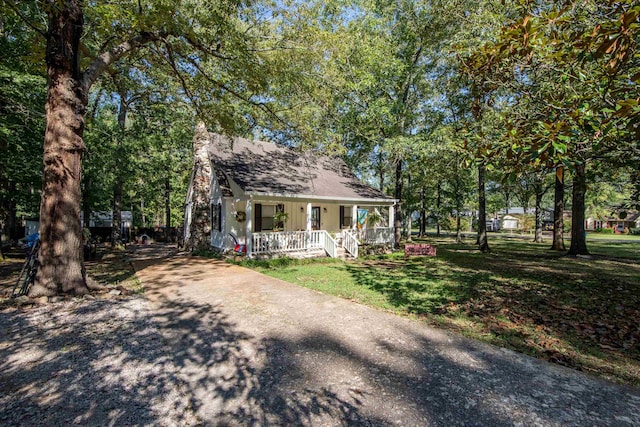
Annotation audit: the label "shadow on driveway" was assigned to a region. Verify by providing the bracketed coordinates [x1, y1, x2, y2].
[2, 251, 640, 426]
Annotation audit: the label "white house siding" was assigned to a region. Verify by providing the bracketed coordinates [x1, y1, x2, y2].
[250, 201, 348, 232]
[228, 199, 247, 245]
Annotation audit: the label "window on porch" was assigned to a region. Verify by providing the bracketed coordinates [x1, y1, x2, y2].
[254, 203, 284, 232]
[339, 205, 352, 228]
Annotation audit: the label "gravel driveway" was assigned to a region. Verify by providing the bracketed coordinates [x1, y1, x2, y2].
[2, 248, 640, 426]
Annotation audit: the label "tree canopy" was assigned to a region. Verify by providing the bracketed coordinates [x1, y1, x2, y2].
[1, 0, 637, 287]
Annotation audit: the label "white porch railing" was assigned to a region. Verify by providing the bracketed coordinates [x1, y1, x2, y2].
[343, 230, 359, 258]
[355, 227, 394, 245]
[251, 230, 337, 257]
[252, 231, 308, 255]
[323, 231, 338, 258]
[308, 230, 324, 250]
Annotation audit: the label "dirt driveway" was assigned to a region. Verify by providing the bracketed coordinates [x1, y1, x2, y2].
[132, 252, 640, 426]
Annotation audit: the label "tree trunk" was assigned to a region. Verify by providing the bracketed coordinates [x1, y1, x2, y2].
[406, 214, 412, 242]
[1, 180, 18, 241]
[141, 199, 146, 228]
[534, 189, 544, 243]
[82, 174, 91, 227]
[378, 150, 384, 192]
[111, 93, 127, 248]
[551, 166, 566, 251]
[455, 211, 463, 244]
[436, 182, 441, 237]
[1, 179, 16, 254]
[31, 1, 88, 296]
[165, 176, 171, 242]
[569, 163, 589, 255]
[419, 186, 426, 237]
[185, 123, 212, 250]
[504, 188, 510, 215]
[477, 164, 490, 252]
[112, 177, 123, 246]
[394, 158, 403, 246]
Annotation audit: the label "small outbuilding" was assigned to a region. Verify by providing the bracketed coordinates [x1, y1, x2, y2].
[501, 215, 519, 231]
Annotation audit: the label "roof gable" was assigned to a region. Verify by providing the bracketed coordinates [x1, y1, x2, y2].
[207, 133, 392, 201]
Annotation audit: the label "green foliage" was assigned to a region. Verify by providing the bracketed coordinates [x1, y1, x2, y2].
[0, 67, 46, 223]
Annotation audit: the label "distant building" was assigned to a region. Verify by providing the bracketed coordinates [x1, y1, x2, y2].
[24, 211, 133, 237]
[501, 215, 519, 231]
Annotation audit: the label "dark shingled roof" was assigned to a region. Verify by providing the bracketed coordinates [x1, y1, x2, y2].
[207, 134, 393, 201]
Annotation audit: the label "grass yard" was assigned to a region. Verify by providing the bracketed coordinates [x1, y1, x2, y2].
[241, 237, 640, 386]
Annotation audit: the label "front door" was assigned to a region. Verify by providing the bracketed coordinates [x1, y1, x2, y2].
[311, 206, 321, 230]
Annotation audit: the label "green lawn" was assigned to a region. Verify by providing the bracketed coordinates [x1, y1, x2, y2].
[240, 237, 640, 386]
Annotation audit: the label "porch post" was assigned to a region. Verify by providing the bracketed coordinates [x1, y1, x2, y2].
[246, 198, 253, 257]
[352, 205, 358, 230]
[388, 204, 395, 248]
[306, 202, 312, 232]
[306, 202, 312, 251]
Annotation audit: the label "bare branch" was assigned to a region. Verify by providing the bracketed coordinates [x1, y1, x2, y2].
[177, 51, 290, 127]
[81, 31, 167, 92]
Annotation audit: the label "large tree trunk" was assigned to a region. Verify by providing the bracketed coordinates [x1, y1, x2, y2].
[394, 158, 403, 246]
[31, 1, 88, 296]
[551, 166, 566, 251]
[455, 211, 463, 244]
[477, 164, 490, 252]
[111, 94, 127, 248]
[185, 123, 212, 251]
[569, 163, 589, 255]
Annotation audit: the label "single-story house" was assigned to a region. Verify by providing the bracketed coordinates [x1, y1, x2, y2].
[184, 132, 397, 258]
[604, 211, 639, 233]
[585, 217, 604, 231]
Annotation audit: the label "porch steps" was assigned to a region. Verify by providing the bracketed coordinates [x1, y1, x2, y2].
[336, 247, 354, 260]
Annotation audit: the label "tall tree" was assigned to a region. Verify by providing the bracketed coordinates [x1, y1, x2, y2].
[4, 0, 286, 295]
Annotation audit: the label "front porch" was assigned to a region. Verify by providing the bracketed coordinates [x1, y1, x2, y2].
[213, 196, 396, 259]
[250, 227, 394, 259]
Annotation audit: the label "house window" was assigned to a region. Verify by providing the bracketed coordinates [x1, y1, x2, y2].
[254, 204, 284, 232]
[340, 206, 352, 228]
[211, 202, 222, 232]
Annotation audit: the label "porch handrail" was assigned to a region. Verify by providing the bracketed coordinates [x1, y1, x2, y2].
[251, 230, 338, 257]
[342, 230, 359, 258]
[322, 231, 337, 258]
